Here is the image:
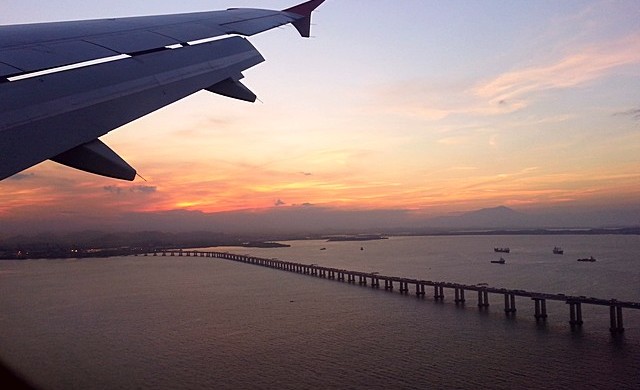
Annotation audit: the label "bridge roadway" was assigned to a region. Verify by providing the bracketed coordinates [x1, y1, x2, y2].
[145, 249, 640, 334]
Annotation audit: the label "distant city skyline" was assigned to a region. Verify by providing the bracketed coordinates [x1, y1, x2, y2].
[2, 1, 639, 233]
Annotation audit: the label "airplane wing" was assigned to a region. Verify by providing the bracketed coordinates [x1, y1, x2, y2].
[0, 0, 325, 181]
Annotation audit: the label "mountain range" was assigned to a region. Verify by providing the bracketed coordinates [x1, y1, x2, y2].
[2, 205, 639, 238]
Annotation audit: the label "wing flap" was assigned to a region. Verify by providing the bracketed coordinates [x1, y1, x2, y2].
[0, 41, 117, 74]
[150, 24, 225, 43]
[85, 31, 180, 54]
[0, 62, 21, 76]
[221, 12, 294, 36]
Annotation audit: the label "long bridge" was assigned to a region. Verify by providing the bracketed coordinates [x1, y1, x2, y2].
[141, 249, 640, 334]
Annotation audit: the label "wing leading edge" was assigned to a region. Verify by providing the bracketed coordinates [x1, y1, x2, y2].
[0, 0, 325, 181]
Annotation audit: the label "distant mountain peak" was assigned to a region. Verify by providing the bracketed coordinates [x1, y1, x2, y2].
[426, 205, 526, 229]
[463, 205, 520, 217]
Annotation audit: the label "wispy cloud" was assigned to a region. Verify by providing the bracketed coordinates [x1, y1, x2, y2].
[103, 185, 157, 194]
[474, 34, 640, 106]
[376, 34, 640, 123]
[613, 107, 640, 121]
[104, 185, 123, 194]
[132, 185, 157, 193]
[7, 172, 35, 181]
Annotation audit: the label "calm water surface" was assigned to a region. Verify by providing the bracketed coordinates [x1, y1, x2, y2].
[0, 235, 639, 389]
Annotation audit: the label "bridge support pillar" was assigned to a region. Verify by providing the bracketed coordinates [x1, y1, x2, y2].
[609, 305, 625, 333]
[371, 277, 379, 288]
[567, 302, 583, 326]
[433, 285, 444, 300]
[348, 274, 355, 283]
[454, 288, 465, 304]
[415, 283, 425, 296]
[532, 298, 548, 320]
[384, 279, 393, 290]
[478, 290, 489, 307]
[399, 281, 408, 294]
[504, 293, 516, 313]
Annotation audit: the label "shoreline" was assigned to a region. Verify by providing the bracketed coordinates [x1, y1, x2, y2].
[1, 227, 639, 260]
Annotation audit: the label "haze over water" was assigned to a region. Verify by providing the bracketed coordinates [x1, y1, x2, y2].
[1, 234, 639, 389]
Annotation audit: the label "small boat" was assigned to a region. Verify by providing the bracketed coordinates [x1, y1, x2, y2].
[319, 248, 326, 251]
[553, 247, 564, 255]
[491, 257, 506, 264]
[577, 256, 596, 262]
[494, 247, 510, 253]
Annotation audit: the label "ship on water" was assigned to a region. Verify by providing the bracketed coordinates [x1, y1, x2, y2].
[577, 256, 596, 262]
[553, 247, 564, 255]
[494, 247, 510, 253]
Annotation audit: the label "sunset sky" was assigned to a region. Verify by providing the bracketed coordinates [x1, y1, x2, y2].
[1, 1, 639, 233]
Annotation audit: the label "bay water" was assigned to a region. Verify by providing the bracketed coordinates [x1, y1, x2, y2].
[1, 235, 639, 389]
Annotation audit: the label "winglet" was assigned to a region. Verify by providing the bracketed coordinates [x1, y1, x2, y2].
[283, 0, 326, 38]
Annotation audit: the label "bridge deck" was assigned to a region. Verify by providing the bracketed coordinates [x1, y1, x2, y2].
[147, 249, 639, 333]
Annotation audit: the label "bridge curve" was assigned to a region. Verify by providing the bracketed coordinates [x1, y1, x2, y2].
[141, 249, 638, 334]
